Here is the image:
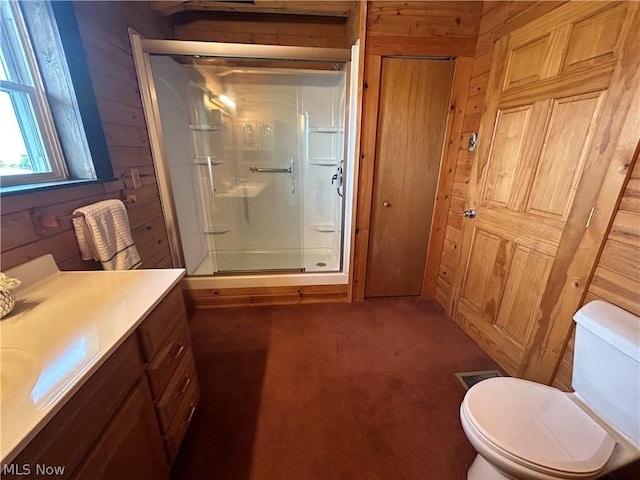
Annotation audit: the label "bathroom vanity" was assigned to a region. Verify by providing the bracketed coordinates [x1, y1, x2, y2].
[0, 255, 198, 479]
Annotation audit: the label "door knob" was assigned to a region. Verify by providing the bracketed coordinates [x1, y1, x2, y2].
[383, 201, 391, 208]
[462, 208, 477, 218]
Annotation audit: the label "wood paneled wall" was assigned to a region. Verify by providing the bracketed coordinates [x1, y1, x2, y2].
[553, 149, 640, 391]
[184, 284, 348, 309]
[365, 1, 480, 56]
[1, 2, 173, 271]
[435, 1, 568, 310]
[344, 0, 363, 47]
[173, 11, 348, 47]
[352, 1, 480, 300]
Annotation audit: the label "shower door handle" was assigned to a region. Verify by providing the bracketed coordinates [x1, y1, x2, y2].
[249, 166, 291, 173]
[289, 155, 296, 194]
[206, 155, 216, 197]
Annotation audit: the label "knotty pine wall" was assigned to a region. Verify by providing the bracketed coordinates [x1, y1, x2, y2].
[435, 1, 568, 310]
[344, 0, 364, 48]
[0, 2, 173, 271]
[172, 1, 484, 51]
[173, 12, 347, 48]
[553, 154, 640, 391]
[365, 1, 480, 56]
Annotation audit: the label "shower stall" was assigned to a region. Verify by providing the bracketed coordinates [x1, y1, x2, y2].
[130, 35, 357, 287]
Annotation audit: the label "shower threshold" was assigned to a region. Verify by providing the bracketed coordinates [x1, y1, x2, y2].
[193, 248, 340, 276]
[214, 267, 305, 276]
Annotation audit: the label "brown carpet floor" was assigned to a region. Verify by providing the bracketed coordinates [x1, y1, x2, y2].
[171, 297, 501, 480]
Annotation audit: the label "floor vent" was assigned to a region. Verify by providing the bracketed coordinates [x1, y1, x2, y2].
[455, 370, 503, 391]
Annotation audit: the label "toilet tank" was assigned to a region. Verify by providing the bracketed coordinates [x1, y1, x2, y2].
[573, 300, 640, 445]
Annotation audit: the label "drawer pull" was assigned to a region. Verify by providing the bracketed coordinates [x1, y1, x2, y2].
[168, 343, 185, 364]
[175, 375, 192, 399]
[182, 403, 196, 428]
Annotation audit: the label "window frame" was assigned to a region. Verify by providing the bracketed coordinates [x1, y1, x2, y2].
[0, 0, 68, 187]
[0, 0, 114, 194]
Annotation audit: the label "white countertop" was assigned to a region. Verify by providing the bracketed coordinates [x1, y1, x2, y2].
[0, 255, 185, 463]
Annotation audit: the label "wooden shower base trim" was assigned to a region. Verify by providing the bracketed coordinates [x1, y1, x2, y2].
[183, 284, 349, 309]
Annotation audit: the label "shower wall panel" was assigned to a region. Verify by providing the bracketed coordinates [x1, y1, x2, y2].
[206, 70, 346, 272]
[300, 75, 345, 263]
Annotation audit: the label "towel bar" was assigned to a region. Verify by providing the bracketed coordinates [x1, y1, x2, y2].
[31, 200, 132, 237]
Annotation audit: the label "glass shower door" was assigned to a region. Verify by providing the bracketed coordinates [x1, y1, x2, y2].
[148, 54, 304, 274]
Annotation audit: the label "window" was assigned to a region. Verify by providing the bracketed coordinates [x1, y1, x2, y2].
[0, 0, 66, 185]
[0, 0, 112, 191]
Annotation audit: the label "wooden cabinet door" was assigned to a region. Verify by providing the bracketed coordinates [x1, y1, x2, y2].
[73, 380, 169, 480]
[453, 2, 638, 377]
[365, 57, 454, 297]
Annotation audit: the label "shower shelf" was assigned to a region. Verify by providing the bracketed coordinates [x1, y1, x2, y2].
[193, 157, 224, 166]
[309, 126, 344, 133]
[203, 225, 231, 234]
[310, 224, 336, 232]
[189, 124, 222, 131]
[309, 158, 339, 166]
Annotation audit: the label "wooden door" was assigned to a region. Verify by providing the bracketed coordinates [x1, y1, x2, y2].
[453, 2, 637, 376]
[365, 57, 454, 297]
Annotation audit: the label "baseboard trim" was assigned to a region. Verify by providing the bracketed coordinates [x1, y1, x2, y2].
[184, 284, 349, 309]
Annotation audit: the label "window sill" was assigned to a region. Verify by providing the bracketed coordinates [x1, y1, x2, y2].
[0, 178, 117, 197]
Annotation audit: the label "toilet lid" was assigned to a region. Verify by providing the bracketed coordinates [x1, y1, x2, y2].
[463, 377, 616, 475]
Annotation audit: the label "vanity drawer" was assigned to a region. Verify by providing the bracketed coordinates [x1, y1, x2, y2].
[155, 349, 199, 432]
[7, 336, 143, 479]
[163, 378, 200, 464]
[137, 286, 187, 361]
[146, 318, 192, 399]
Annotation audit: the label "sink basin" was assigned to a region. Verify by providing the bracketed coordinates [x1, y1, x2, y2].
[0, 347, 41, 403]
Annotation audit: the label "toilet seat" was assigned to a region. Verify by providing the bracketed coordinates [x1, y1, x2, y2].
[461, 378, 616, 478]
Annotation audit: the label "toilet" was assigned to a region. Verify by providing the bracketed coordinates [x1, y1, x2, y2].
[460, 300, 640, 480]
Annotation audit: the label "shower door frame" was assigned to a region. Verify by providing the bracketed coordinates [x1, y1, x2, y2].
[130, 31, 354, 283]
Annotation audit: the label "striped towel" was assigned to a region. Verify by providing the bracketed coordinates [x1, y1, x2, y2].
[72, 199, 141, 270]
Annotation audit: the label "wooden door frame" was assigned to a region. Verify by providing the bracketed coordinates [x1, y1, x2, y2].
[352, 49, 473, 301]
[421, 58, 474, 298]
[345, 0, 367, 302]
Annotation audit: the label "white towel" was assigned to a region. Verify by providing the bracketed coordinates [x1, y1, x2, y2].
[72, 199, 141, 270]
